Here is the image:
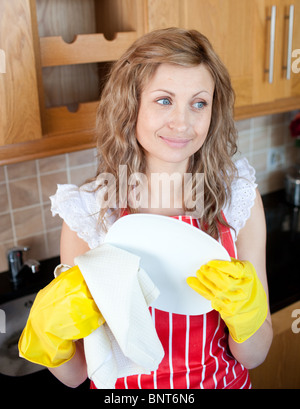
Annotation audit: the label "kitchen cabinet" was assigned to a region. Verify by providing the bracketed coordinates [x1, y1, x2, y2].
[147, 0, 300, 117]
[0, 0, 147, 164]
[249, 301, 300, 389]
[148, 0, 255, 108]
[251, 1, 300, 105]
[1, 0, 300, 165]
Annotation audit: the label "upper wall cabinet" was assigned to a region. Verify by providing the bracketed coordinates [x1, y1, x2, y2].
[0, 0, 147, 164]
[252, 0, 300, 105]
[147, 0, 300, 118]
[148, 0, 256, 108]
[0, 0, 300, 165]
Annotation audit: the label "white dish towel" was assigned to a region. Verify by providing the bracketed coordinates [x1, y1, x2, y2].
[74, 243, 164, 389]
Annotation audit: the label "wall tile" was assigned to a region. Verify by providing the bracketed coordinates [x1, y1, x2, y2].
[285, 145, 298, 166]
[252, 128, 269, 151]
[236, 130, 251, 156]
[235, 118, 251, 133]
[254, 173, 269, 195]
[0, 241, 14, 273]
[46, 229, 61, 259]
[270, 112, 288, 125]
[43, 203, 62, 230]
[68, 148, 97, 167]
[252, 115, 271, 129]
[7, 161, 37, 180]
[269, 124, 286, 146]
[40, 171, 68, 203]
[0, 214, 13, 242]
[0, 183, 9, 214]
[38, 154, 67, 174]
[69, 164, 97, 186]
[13, 206, 44, 238]
[252, 151, 268, 173]
[9, 177, 40, 209]
[0, 167, 5, 183]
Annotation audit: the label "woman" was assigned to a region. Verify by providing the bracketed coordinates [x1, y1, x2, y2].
[19, 28, 273, 389]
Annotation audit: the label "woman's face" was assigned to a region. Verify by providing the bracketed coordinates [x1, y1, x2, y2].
[136, 63, 215, 175]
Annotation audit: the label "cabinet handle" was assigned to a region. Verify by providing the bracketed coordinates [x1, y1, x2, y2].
[268, 5, 277, 84]
[286, 5, 295, 80]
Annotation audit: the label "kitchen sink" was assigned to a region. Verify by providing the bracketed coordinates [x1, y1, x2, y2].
[0, 293, 44, 376]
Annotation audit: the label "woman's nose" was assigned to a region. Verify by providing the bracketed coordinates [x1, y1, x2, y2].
[168, 107, 189, 132]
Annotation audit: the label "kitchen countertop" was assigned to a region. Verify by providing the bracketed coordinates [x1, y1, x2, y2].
[262, 189, 300, 313]
[0, 189, 299, 312]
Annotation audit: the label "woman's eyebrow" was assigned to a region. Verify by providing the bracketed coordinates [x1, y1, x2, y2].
[150, 89, 175, 96]
[150, 89, 212, 97]
[192, 90, 213, 97]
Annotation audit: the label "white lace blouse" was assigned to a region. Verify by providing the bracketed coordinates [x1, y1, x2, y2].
[50, 157, 257, 248]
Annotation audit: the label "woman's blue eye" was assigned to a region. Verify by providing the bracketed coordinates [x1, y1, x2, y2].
[193, 101, 206, 109]
[157, 98, 171, 105]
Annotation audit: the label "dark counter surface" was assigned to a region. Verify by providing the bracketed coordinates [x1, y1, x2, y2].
[262, 190, 300, 313]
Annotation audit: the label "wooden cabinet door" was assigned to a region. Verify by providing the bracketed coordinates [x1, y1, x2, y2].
[0, 0, 42, 146]
[252, 0, 300, 105]
[147, 0, 255, 108]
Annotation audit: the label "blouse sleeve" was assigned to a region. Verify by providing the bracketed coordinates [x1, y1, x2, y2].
[50, 183, 110, 249]
[223, 157, 258, 242]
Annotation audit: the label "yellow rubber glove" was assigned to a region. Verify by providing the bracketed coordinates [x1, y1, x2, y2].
[18, 266, 105, 368]
[186, 258, 268, 343]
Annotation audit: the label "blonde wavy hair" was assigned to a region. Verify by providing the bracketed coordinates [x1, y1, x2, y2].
[92, 27, 238, 239]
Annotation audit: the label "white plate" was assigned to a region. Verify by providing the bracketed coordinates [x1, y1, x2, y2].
[104, 214, 230, 315]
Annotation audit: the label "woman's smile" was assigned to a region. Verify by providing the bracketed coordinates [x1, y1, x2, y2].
[159, 135, 192, 148]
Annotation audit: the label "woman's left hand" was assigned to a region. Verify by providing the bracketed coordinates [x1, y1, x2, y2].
[187, 258, 268, 343]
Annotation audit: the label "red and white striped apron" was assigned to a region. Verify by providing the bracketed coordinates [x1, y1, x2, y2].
[91, 214, 251, 389]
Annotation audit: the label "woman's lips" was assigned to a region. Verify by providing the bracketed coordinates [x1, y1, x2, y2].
[160, 136, 191, 148]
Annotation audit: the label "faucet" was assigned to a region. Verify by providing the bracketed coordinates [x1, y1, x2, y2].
[7, 246, 40, 289]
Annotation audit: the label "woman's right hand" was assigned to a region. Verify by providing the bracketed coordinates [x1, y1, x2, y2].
[18, 266, 104, 368]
